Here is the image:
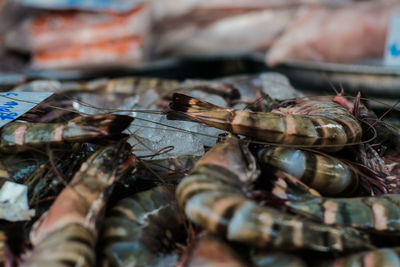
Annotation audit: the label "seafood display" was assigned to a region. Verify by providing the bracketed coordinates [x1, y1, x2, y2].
[0, 0, 398, 266]
[0, 71, 399, 266]
[0, 0, 378, 70]
[176, 137, 372, 252]
[168, 93, 362, 152]
[0, 114, 133, 151]
[266, 170, 321, 202]
[287, 194, 400, 233]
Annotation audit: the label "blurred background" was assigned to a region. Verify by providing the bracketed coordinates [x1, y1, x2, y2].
[0, 0, 399, 102]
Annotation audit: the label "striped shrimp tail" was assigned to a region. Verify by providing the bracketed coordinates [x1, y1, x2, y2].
[70, 114, 134, 137]
[167, 93, 232, 130]
[169, 93, 221, 112]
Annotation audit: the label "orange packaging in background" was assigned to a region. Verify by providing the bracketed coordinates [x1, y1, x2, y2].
[6, 3, 150, 52]
[32, 36, 144, 69]
[5, 3, 150, 69]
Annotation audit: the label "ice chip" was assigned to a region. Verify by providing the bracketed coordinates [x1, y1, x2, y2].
[260, 72, 301, 100]
[128, 112, 222, 159]
[0, 181, 35, 221]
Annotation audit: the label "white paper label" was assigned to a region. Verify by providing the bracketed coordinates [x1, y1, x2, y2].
[0, 92, 53, 128]
[384, 15, 400, 66]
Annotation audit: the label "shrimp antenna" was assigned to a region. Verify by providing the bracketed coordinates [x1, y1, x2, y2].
[339, 82, 345, 95]
[374, 100, 400, 126]
[137, 158, 169, 187]
[136, 146, 175, 160]
[327, 79, 340, 95]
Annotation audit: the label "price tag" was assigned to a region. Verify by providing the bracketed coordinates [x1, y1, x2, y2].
[384, 15, 400, 66]
[0, 92, 53, 128]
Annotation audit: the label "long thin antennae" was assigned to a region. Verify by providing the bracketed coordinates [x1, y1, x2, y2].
[374, 100, 400, 126]
[327, 79, 340, 95]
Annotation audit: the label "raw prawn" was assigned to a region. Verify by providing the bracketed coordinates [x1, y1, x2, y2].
[257, 146, 359, 196]
[286, 194, 400, 234]
[168, 93, 362, 152]
[176, 137, 372, 252]
[22, 142, 135, 266]
[0, 114, 133, 151]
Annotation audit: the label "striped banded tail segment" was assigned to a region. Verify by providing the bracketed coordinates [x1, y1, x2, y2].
[30, 144, 134, 245]
[184, 189, 371, 252]
[0, 114, 133, 149]
[271, 171, 322, 201]
[261, 100, 361, 151]
[228, 111, 354, 152]
[299, 101, 362, 147]
[22, 224, 96, 267]
[169, 94, 362, 152]
[176, 165, 244, 208]
[259, 147, 358, 197]
[229, 112, 319, 146]
[0, 123, 28, 147]
[287, 195, 400, 233]
[227, 200, 349, 251]
[179, 164, 372, 251]
[101, 186, 184, 266]
[177, 137, 372, 251]
[109, 186, 171, 223]
[185, 192, 245, 237]
[332, 115, 362, 144]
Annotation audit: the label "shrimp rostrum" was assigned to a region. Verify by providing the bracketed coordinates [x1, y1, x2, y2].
[168, 93, 362, 152]
[176, 136, 373, 252]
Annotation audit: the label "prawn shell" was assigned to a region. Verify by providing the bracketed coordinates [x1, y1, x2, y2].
[270, 170, 322, 201]
[30, 142, 134, 245]
[258, 147, 359, 196]
[183, 190, 371, 252]
[177, 137, 373, 252]
[21, 224, 96, 267]
[0, 114, 133, 150]
[287, 195, 400, 233]
[101, 186, 185, 267]
[168, 93, 362, 152]
[195, 135, 259, 184]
